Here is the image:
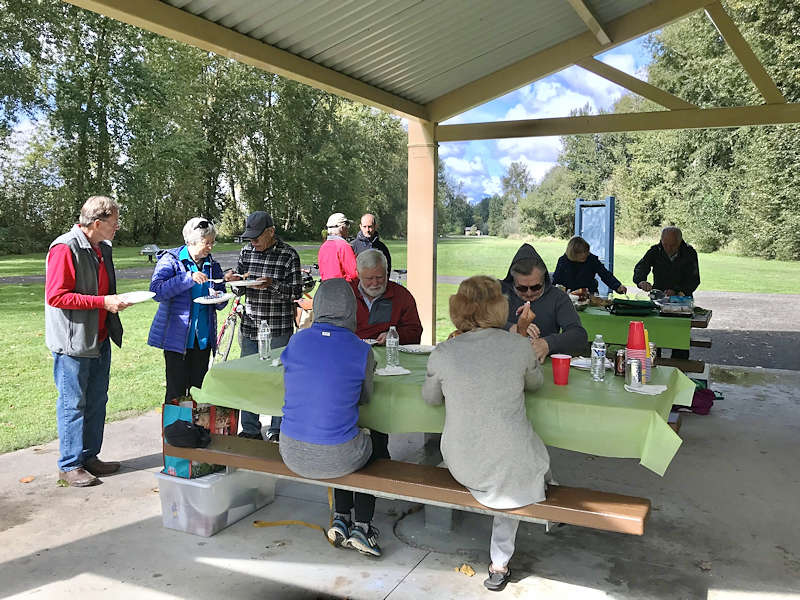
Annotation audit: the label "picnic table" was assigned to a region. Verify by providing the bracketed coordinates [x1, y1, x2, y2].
[140, 244, 162, 262]
[578, 306, 713, 350]
[192, 347, 694, 476]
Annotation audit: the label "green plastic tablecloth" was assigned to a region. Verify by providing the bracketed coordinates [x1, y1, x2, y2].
[192, 347, 694, 476]
[579, 307, 692, 350]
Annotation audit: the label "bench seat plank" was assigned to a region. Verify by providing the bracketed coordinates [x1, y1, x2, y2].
[164, 435, 650, 535]
[654, 357, 706, 373]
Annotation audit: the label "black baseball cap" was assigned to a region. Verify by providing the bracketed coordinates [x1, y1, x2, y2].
[241, 211, 274, 239]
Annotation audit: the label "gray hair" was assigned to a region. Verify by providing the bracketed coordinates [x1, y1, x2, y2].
[356, 248, 387, 273]
[79, 196, 119, 226]
[327, 223, 347, 236]
[182, 217, 216, 246]
[661, 226, 683, 241]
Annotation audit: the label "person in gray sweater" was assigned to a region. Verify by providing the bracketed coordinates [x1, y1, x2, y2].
[423, 275, 550, 592]
[500, 243, 588, 362]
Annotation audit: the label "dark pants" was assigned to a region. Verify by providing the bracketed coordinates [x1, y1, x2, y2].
[334, 430, 390, 523]
[164, 345, 212, 402]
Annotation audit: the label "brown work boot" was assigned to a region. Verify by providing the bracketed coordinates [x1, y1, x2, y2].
[83, 457, 121, 477]
[58, 468, 100, 487]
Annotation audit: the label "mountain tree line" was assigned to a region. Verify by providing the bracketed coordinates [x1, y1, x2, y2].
[0, 0, 408, 253]
[486, 0, 800, 260]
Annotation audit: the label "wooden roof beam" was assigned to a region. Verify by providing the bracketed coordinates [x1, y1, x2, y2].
[436, 103, 800, 141]
[565, 0, 611, 45]
[704, 1, 785, 105]
[576, 57, 696, 110]
[428, 0, 717, 123]
[62, 0, 429, 121]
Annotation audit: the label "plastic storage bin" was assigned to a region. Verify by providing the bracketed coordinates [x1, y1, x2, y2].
[155, 468, 275, 537]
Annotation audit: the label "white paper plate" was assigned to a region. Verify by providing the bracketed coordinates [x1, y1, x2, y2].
[362, 338, 379, 345]
[570, 356, 613, 370]
[119, 291, 155, 304]
[228, 279, 267, 288]
[399, 344, 436, 354]
[194, 292, 234, 305]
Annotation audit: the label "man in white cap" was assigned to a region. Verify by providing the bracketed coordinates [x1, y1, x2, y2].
[318, 212, 358, 281]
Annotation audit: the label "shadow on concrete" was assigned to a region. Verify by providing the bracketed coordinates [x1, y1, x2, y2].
[121, 453, 164, 472]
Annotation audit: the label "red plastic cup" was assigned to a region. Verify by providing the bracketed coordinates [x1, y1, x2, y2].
[627, 321, 646, 350]
[551, 354, 571, 385]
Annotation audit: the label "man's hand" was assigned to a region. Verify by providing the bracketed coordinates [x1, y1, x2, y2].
[637, 281, 652, 292]
[375, 331, 388, 345]
[252, 277, 273, 290]
[191, 271, 208, 284]
[617, 285, 627, 294]
[532, 338, 549, 363]
[103, 295, 131, 313]
[224, 270, 243, 282]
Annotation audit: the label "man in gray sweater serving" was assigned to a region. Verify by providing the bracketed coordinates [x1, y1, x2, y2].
[500, 243, 588, 362]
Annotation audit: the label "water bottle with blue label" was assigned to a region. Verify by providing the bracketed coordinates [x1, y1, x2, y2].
[591, 334, 606, 382]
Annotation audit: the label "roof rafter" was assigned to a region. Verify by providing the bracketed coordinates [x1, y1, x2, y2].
[703, 1, 785, 105]
[428, 0, 717, 123]
[576, 57, 696, 110]
[62, 0, 429, 121]
[565, 0, 611, 45]
[436, 103, 800, 141]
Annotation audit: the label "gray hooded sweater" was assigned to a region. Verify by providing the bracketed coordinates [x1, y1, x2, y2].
[500, 243, 588, 357]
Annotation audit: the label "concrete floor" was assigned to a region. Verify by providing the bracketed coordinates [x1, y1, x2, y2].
[1, 365, 799, 599]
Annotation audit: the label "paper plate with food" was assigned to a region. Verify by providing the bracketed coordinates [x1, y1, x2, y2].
[399, 344, 436, 354]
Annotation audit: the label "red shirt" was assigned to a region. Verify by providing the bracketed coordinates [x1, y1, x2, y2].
[45, 242, 110, 342]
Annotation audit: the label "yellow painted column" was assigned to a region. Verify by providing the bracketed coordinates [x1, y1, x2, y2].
[407, 119, 437, 344]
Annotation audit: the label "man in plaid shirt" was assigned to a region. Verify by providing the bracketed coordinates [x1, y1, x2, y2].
[225, 211, 302, 441]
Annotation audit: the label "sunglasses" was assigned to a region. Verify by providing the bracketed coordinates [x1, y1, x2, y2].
[515, 283, 543, 293]
[194, 220, 212, 230]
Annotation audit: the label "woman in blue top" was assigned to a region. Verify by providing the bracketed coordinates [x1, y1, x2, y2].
[552, 236, 627, 295]
[147, 218, 227, 401]
[279, 278, 382, 558]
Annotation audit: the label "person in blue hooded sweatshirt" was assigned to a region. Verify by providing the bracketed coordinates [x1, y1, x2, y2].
[148, 217, 227, 402]
[279, 278, 384, 558]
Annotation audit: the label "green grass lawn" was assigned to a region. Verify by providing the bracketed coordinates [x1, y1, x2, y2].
[1, 235, 798, 454]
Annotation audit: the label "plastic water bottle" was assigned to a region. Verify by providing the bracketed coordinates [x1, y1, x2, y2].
[258, 320, 272, 360]
[591, 334, 606, 382]
[385, 326, 400, 368]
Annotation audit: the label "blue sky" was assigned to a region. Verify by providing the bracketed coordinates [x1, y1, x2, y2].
[439, 36, 653, 203]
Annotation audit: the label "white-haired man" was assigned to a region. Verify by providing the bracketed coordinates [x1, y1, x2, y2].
[45, 196, 131, 487]
[319, 212, 358, 281]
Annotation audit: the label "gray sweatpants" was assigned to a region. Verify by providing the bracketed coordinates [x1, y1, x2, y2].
[490, 516, 520, 568]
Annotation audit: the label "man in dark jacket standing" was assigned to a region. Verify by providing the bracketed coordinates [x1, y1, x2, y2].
[633, 227, 700, 297]
[350, 213, 392, 276]
[501, 244, 588, 363]
[45, 196, 130, 487]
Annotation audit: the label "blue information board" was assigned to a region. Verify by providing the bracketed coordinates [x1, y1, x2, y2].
[574, 197, 615, 296]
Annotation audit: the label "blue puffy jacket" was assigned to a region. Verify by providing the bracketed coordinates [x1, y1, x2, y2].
[147, 247, 227, 354]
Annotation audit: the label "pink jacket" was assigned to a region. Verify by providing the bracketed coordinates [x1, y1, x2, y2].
[318, 236, 358, 281]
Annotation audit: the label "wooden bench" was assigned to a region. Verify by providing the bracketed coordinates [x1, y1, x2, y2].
[164, 434, 651, 536]
[654, 357, 706, 373]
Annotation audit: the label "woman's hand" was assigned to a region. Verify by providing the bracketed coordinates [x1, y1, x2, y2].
[531, 338, 549, 363]
[191, 271, 208, 284]
[525, 322, 541, 339]
[617, 285, 627, 294]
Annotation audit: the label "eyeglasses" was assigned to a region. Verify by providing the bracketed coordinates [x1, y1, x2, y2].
[194, 220, 211, 230]
[515, 283, 543, 293]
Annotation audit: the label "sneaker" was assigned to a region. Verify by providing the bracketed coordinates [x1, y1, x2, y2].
[265, 431, 280, 443]
[483, 565, 511, 592]
[237, 431, 263, 440]
[327, 517, 350, 547]
[346, 525, 382, 557]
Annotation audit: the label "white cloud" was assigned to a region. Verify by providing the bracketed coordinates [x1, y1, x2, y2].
[444, 155, 485, 175]
[499, 155, 557, 184]
[482, 176, 502, 196]
[496, 136, 562, 162]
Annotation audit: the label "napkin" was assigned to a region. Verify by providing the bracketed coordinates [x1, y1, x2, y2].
[624, 384, 667, 395]
[376, 366, 411, 376]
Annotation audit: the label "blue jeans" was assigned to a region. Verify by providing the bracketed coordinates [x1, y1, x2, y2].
[53, 339, 112, 472]
[240, 331, 292, 436]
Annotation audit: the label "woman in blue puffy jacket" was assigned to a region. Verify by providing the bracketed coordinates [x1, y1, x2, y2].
[148, 218, 228, 401]
[552, 236, 627, 296]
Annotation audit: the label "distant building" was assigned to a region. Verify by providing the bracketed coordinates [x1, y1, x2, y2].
[465, 226, 481, 236]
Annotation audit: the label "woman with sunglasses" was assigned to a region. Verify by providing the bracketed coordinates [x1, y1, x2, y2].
[148, 217, 228, 401]
[500, 243, 587, 363]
